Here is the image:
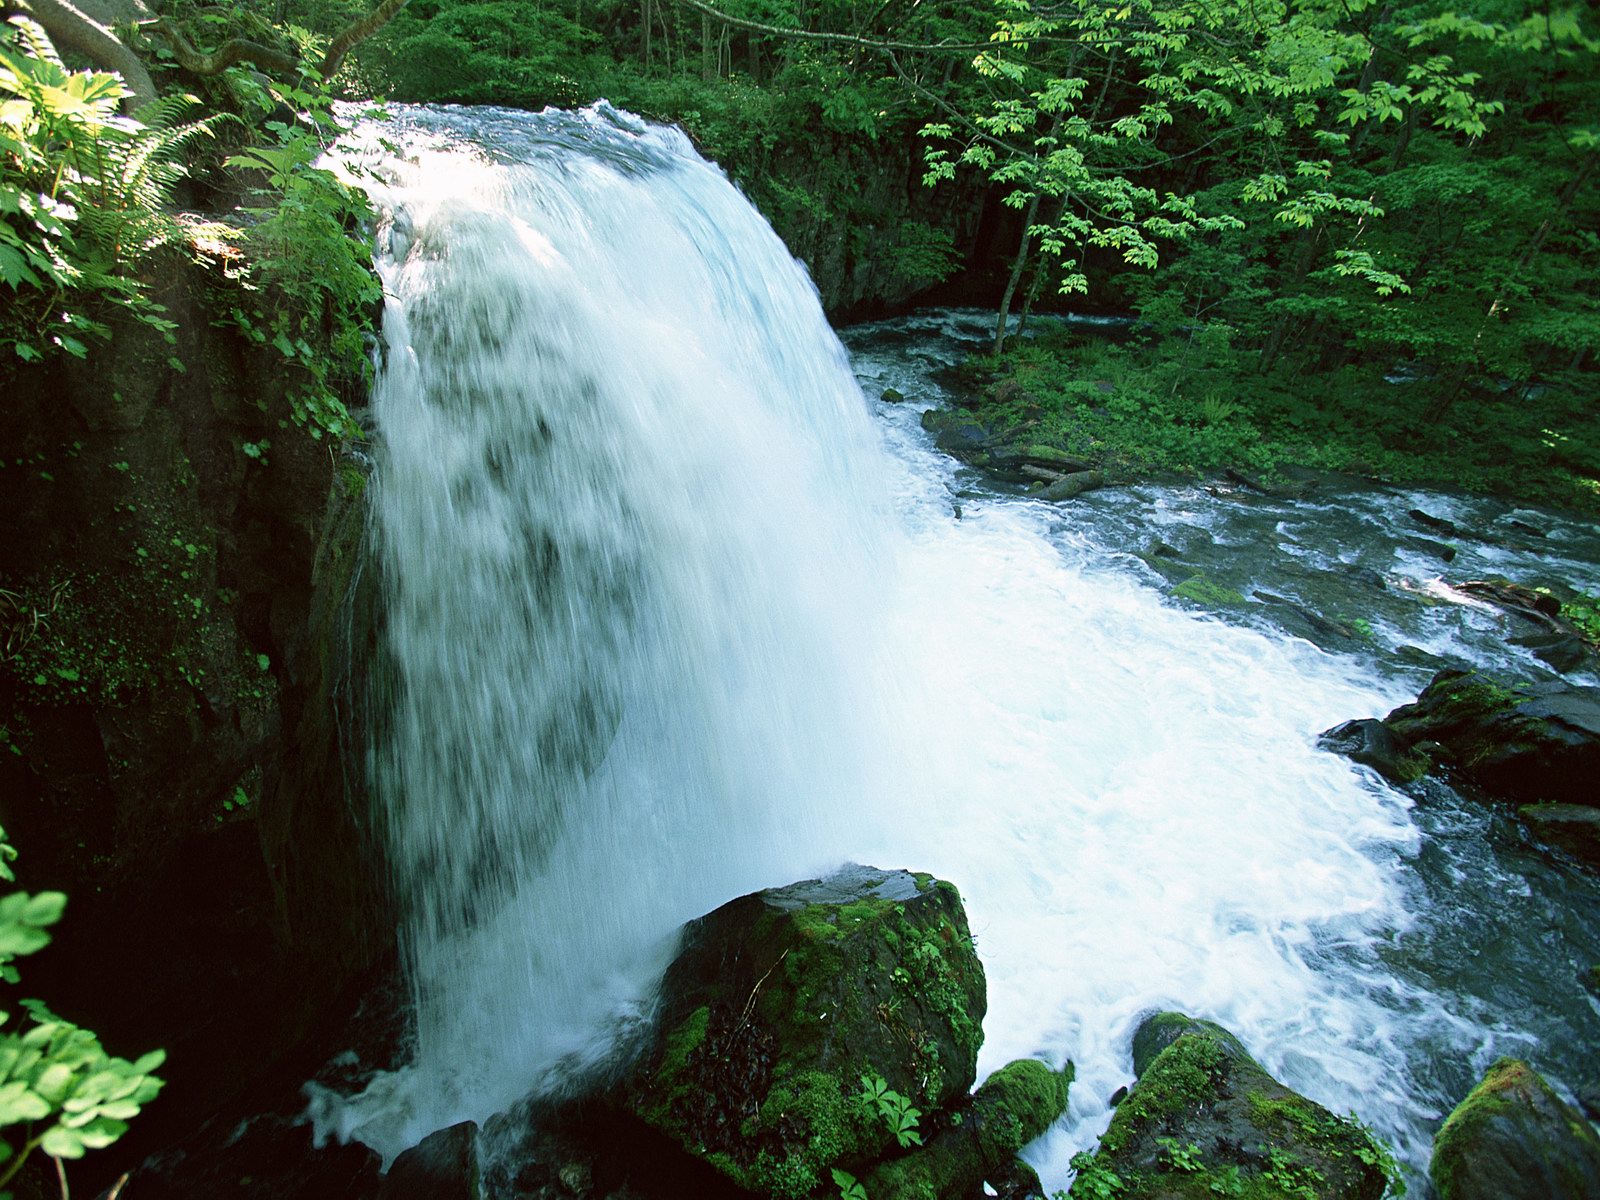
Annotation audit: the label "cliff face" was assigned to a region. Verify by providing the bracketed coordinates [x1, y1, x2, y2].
[0, 250, 391, 1176]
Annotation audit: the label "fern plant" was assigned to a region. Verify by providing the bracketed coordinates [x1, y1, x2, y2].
[0, 15, 222, 361]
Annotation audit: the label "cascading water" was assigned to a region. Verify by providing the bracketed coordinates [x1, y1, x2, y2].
[316, 106, 1600, 1192]
[316, 103, 901, 1158]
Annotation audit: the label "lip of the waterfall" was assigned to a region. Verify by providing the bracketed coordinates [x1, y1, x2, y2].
[338, 100, 695, 177]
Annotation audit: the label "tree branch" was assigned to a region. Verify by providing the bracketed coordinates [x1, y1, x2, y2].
[144, 0, 410, 81]
[23, 0, 157, 107]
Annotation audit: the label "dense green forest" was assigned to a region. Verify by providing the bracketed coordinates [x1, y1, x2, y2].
[4, 0, 1599, 505]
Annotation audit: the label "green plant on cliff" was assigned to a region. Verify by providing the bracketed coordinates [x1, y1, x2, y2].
[222, 75, 381, 441]
[0, 16, 220, 362]
[0, 828, 164, 1197]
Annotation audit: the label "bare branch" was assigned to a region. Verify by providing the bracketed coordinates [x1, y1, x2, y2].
[24, 0, 157, 107]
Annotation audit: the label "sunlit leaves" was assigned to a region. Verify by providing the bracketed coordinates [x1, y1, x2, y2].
[0, 829, 164, 1192]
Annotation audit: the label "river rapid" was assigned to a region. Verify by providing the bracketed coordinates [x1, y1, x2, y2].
[317, 104, 1600, 1195]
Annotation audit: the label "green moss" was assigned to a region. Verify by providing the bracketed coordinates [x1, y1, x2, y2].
[1430, 1058, 1532, 1200]
[654, 1006, 710, 1086]
[1102, 1032, 1226, 1156]
[1173, 574, 1247, 608]
[746, 1070, 874, 1199]
[975, 1059, 1073, 1160]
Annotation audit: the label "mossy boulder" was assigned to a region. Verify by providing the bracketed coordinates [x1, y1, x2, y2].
[863, 1058, 1071, 1200]
[1319, 670, 1600, 806]
[620, 865, 986, 1199]
[1430, 1058, 1600, 1200]
[1068, 1013, 1391, 1200]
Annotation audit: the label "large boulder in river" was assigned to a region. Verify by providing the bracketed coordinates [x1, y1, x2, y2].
[1319, 670, 1600, 806]
[1429, 1058, 1600, 1200]
[1068, 1013, 1391, 1200]
[620, 865, 986, 1199]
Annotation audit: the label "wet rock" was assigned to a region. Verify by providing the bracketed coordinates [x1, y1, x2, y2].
[1069, 1013, 1390, 1200]
[1517, 805, 1600, 869]
[1430, 1058, 1600, 1200]
[1399, 536, 1457, 563]
[1380, 671, 1600, 806]
[379, 1122, 480, 1199]
[1317, 719, 1430, 785]
[1409, 508, 1463, 537]
[1322, 671, 1600, 808]
[862, 1059, 1071, 1200]
[1509, 631, 1595, 674]
[1039, 471, 1107, 502]
[921, 409, 991, 456]
[881, 387, 906, 403]
[617, 865, 986, 1198]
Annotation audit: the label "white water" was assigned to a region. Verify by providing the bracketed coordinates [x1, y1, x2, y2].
[314, 104, 1579, 1190]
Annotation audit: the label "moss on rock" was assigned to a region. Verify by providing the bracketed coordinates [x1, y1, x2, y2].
[1430, 1058, 1600, 1200]
[863, 1059, 1072, 1200]
[1322, 670, 1600, 809]
[1070, 1013, 1391, 1200]
[620, 865, 987, 1198]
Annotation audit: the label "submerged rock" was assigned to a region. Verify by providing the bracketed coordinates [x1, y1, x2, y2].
[618, 865, 986, 1199]
[1068, 1013, 1391, 1200]
[1317, 718, 1430, 784]
[1430, 1058, 1600, 1200]
[1517, 805, 1600, 868]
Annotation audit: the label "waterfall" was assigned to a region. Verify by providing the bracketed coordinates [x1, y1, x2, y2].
[316, 103, 898, 1159]
[311, 104, 1598, 1193]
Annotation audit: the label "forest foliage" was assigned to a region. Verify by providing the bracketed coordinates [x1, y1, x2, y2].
[317, 0, 1598, 507]
[2, 0, 1598, 494]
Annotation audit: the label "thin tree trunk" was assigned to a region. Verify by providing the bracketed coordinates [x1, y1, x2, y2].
[996, 191, 1043, 356]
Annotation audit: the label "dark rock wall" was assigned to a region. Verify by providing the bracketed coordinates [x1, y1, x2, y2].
[0, 252, 392, 1182]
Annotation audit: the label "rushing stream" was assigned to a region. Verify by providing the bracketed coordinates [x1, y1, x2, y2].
[317, 104, 1600, 1193]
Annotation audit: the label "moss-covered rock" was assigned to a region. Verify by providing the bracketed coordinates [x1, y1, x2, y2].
[863, 1058, 1071, 1200]
[1320, 670, 1600, 808]
[1172, 574, 1247, 608]
[1430, 1058, 1600, 1200]
[620, 864, 986, 1199]
[1068, 1013, 1392, 1200]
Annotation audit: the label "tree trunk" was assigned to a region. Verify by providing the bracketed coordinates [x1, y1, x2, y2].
[25, 0, 158, 109]
[995, 191, 1042, 356]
